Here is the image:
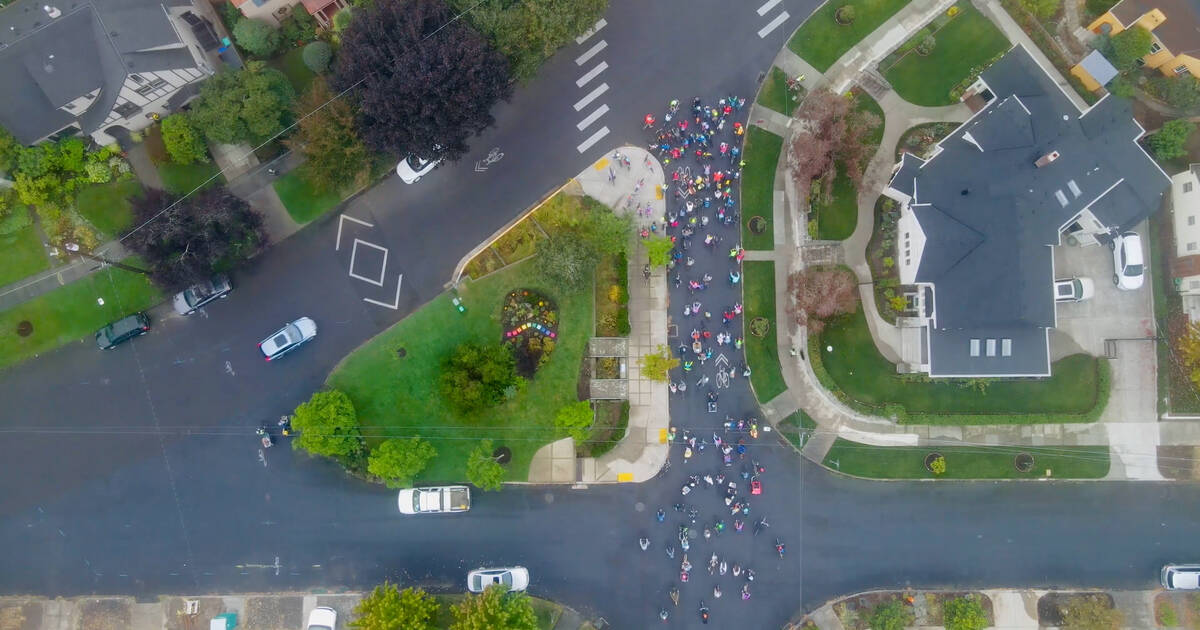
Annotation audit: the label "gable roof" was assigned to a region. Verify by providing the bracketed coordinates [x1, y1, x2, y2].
[0, 0, 197, 144]
[1111, 0, 1200, 55]
[892, 44, 1169, 376]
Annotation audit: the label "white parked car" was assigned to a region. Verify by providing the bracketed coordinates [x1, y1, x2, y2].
[306, 606, 337, 630]
[467, 567, 529, 593]
[1111, 231, 1145, 291]
[258, 317, 317, 361]
[396, 154, 440, 184]
[172, 275, 232, 315]
[398, 486, 471, 514]
[1162, 564, 1200, 590]
[1053, 277, 1094, 302]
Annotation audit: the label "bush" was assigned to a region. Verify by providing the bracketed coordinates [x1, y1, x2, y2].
[1060, 595, 1122, 630]
[438, 343, 519, 414]
[835, 5, 856, 23]
[534, 234, 598, 291]
[331, 7, 353, 32]
[302, 41, 333, 73]
[1110, 26, 1152, 70]
[84, 160, 112, 184]
[646, 235, 673, 268]
[367, 438, 436, 488]
[915, 35, 936, 56]
[943, 595, 988, 630]
[869, 600, 914, 630]
[233, 18, 282, 57]
[1149, 120, 1196, 161]
[1150, 76, 1200, 109]
[639, 345, 680, 382]
[160, 115, 209, 166]
[930, 454, 946, 475]
[554, 400, 593, 442]
[280, 9, 318, 44]
[1085, 0, 1117, 16]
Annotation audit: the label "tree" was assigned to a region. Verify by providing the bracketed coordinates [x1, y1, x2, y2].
[439, 343, 518, 414]
[160, 115, 209, 165]
[1019, 0, 1060, 19]
[868, 600, 915, 630]
[450, 584, 537, 630]
[233, 18, 282, 57]
[534, 234, 598, 291]
[350, 582, 439, 630]
[578, 207, 632, 255]
[943, 595, 988, 630]
[639, 345, 680, 382]
[466, 439, 505, 491]
[1149, 119, 1196, 160]
[645, 235, 673, 268]
[554, 400, 593, 442]
[789, 90, 880, 200]
[0, 125, 19, 174]
[1153, 75, 1200, 109]
[286, 78, 372, 193]
[449, 0, 608, 81]
[787, 268, 859, 333]
[301, 41, 333, 73]
[1110, 26, 1152, 70]
[1059, 595, 1122, 630]
[124, 187, 266, 290]
[187, 62, 295, 145]
[1107, 74, 1135, 98]
[290, 390, 363, 459]
[367, 438, 436, 488]
[333, 0, 513, 162]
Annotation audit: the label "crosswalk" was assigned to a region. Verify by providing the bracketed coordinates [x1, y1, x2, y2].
[755, 0, 790, 38]
[571, 19, 611, 154]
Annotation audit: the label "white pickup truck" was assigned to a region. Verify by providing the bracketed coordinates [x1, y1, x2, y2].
[397, 486, 471, 514]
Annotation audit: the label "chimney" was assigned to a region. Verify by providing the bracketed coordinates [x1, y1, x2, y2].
[1035, 150, 1060, 168]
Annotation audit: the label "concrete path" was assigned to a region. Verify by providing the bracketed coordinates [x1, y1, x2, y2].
[971, 0, 1090, 111]
[822, 0, 959, 93]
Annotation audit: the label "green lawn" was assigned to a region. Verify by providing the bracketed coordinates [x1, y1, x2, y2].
[157, 161, 223, 196]
[884, 3, 1010, 106]
[75, 179, 143, 238]
[0, 221, 50, 287]
[741, 126, 783, 251]
[0, 260, 162, 372]
[814, 165, 858, 240]
[788, 0, 913, 72]
[270, 46, 318, 95]
[823, 438, 1110, 479]
[779, 410, 817, 450]
[757, 66, 800, 117]
[273, 171, 344, 224]
[813, 307, 1107, 422]
[744, 261, 787, 403]
[327, 259, 592, 483]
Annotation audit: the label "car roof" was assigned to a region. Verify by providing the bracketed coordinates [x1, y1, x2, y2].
[1171, 566, 1200, 589]
[1122, 234, 1144, 264]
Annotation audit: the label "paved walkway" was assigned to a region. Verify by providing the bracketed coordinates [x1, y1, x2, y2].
[822, 0, 959, 94]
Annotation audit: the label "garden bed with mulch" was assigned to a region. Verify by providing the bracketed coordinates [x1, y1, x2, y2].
[865, 195, 915, 324]
[1037, 592, 1113, 626]
[832, 591, 992, 629]
[502, 289, 559, 376]
[894, 122, 958, 161]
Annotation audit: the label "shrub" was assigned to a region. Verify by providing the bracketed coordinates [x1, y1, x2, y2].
[882, 256, 895, 268]
[302, 41, 333, 73]
[943, 595, 988, 630]
[233, 18, 282, 57]
[1149, 119, 1196, 161]
[84, 160, 113, 184]
[1151, 76, 1200, 109]
[888, 295, 908, 311]
[646, 235, 673, 268]
[534, 234, 598, 291]
[608, 284, 627, 305]
[639, 345, 680, 382]
[367, 438, 436, 488]
[1085, 0, 1117, 16]
[439, 343, 518, 414]
[332, 8, 354, 33]
[280, 9, 318, 44]
[160, 115, 209, 165]
[869, 600, 914, 630]
[554, 400, 593, 442]
[1110, 26, 1152, 70]
[1060, 595, 1122, 630]
[915, 35, 936, 55]
[835, 5, 856, 23]
[930, 455, 947, 475]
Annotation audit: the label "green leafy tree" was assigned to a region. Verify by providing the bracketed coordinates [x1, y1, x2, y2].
[943, 595, 988, 630]
[645, 235, 673, 268]
[285, 78, 372, 193]
[233, 18, 282, 57]
[534, 234, 599, 291]
[188, 62, 295, 145]
[579, 207, 632, 255]
[16, 145, 52, 178]
[449, 0, 608, 81]
[554, 400, 593, 442]
[301, 41, 333, 73]
[160, 115, 209, 165]
[639, 345, 680, 382]
[1107, 74, 1135, 98]
[1154, 75, 1200, 109]
[51, 138, 86, 174]
[290, 389, 363, 459]
[1060, 595, 1122, 630]
[367, 438, 436, 488]
[1018, 0, 1060, 19]
[1149, 119, 1196, 160]
[1110, 26, 1152, 70]
[280, 9, 318, 44]
[466, 439, 505, 491]
[350, 582, 439, 630]
[0, 125, 20, 173]
[439, 343, 518, 414]
[450, 584, 537, 630]
[869, 599, 915, 630]
[332, 7, 354, 33]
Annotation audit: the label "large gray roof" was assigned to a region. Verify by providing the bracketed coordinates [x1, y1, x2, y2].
[889, 44, 1169, 376]
[0, 0, 195, 144]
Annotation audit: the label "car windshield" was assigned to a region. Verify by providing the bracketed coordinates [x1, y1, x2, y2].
[1125, 264, 1143, 276]
[405, 155, 426, 170]
[497, 573, 512, 586]
[412, 492, 423, 512]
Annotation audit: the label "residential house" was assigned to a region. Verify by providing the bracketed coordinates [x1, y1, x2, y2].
[882, 44, 1169, 377]
[230, 0, 346, 28]
[1086, 0, 1200, 79]
[1168, 164, 1200, 321]
[0, 0, 220, 147]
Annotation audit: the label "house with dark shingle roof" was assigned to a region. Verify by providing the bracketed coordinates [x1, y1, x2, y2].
[0, 0, 220, 147]
[882, 44, 1169, 377]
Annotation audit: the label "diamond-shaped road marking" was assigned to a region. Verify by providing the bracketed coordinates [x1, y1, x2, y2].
[348, 238, 388, 287]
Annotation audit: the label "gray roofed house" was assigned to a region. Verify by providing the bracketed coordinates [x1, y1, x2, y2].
[0, 0, 218, 147]
[882, 43, 1169, 377]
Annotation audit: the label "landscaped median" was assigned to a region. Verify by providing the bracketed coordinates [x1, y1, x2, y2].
[743, 261, 787, 403]
[823, 439, 1111, 479]
[741, 126, 784, 251]
[787, 0, 913, 72]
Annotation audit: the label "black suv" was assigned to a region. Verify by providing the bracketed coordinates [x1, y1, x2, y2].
[95, 312, 151, 349]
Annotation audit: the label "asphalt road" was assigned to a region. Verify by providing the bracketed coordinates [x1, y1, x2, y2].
[0, 1, 1194, 628]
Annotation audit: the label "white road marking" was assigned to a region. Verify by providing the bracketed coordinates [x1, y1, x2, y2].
[574, 83, 609, 111]
[576, 126, 610, 153]
[348, 239, 388, 286]
[756, 0, 783, 15]
[577, 104, 609, 130]
[576, 61, 608, 87]
[363, 274, 404, 310]
[575, 39, 607, 66]
[758, 11, 790, 38]
[335, 214, 373, 251]
[224, 360, 236, 376]
[574, 18, 607, 44]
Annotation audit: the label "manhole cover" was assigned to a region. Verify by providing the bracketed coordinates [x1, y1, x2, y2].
[634, 502, 645, 512]
[396, 347, 407, 358]
[16, 321, 32, 337]
[493, 446, 512, 464]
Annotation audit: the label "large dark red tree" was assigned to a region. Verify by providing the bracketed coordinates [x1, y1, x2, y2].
[332, 0, 512, 163]
[125, 187, 267, 291]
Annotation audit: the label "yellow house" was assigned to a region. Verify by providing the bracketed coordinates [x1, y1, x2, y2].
[1086, 0, 1200, 78]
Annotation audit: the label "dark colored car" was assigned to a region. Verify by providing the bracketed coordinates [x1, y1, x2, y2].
[95, 312, 151, 349]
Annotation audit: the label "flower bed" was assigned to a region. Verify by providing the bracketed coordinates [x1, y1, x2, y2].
[503, 289, 559, 376]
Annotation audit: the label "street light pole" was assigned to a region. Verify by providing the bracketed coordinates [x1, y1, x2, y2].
[63, 242, 150, 276]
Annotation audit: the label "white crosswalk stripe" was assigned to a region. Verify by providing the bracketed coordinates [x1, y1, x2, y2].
[756, 0, 783, 15]
[757, 10, 790, 38]
[576, 104, 609, 130]
[576, 61, 608, 88]
[576, 126, 610, 153]
[575, 39, 608, 66]
[573, 83, 609, 112]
